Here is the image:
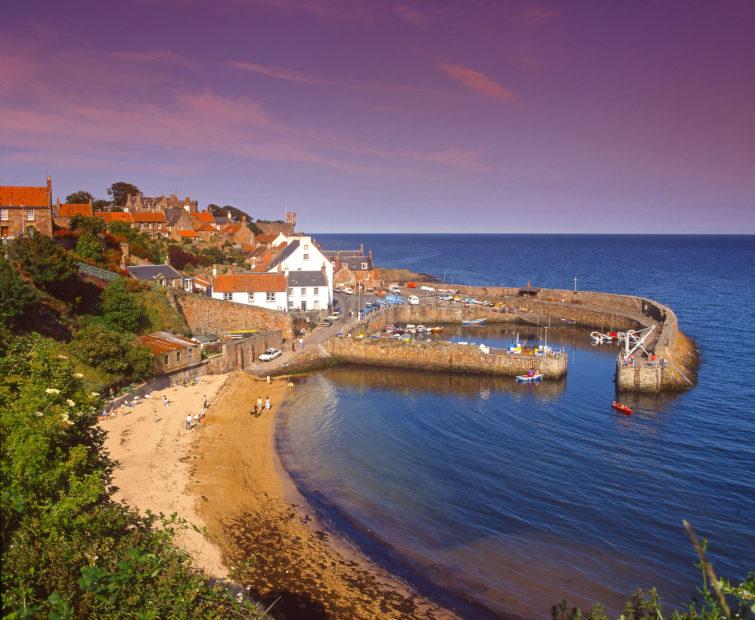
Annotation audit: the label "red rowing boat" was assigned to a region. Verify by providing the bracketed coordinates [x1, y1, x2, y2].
[612, 401, 633, 415]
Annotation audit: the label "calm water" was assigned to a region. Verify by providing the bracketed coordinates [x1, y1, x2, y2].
[277, 235, 755, 618]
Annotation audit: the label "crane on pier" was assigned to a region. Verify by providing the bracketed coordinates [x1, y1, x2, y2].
[623, 325, 656, 360]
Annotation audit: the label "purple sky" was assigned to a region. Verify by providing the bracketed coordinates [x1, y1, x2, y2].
[2, 0, 754, 233]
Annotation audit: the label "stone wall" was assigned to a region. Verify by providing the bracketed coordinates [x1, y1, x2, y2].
[204, 331, 283, 373]
[326, 338, 567, 378]
[170, 290, 294, 340]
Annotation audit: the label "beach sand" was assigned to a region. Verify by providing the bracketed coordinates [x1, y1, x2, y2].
[192, 371, 456, 619]
[102, 373, 231, 578]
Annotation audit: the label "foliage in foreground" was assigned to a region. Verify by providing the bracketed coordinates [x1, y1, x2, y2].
[0, 335, 260, 618]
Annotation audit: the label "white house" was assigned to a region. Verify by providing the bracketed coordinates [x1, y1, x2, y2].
[266, 236, 334, 300]
[211, 273, 288, 311]
[287, 271, 330, 311]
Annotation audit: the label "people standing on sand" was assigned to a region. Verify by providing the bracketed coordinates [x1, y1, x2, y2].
[185, 414, 192, 430]
[162, 395, 169, 407]
[265, 396, 271, 411]
[256, 396, 263, 412]
[298, 337, 304, 350]
[194, 413, 200, 426]
[200, 407, 206, 421]
[266, 375, 271, 385]
[251, 404, 257, 416]
[288, 382, 295, 390]
[203, 395, 208, 409]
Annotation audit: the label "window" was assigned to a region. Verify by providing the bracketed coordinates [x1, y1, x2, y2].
[331, 260, 336, 266]
[0, 209, 8, 221]
[164, 355, 169, 365]
[25, 209, 35, 221]
[288, 287, 293, 296]
[266, 292, 275, 302]
[361, 262, 368, 269]
[313, 287, 319, 295]
[303, 253, 309, 261]
[189, 348, 194, 358]
[300, 287, 306, 295]
[303, 244, 309, 250]
[248, 292, 255, 303]
[176, 351, 181, 362]
[223, 292, 232, 301]
[288, 299, 294, 309]
[365, 274, 370, 281]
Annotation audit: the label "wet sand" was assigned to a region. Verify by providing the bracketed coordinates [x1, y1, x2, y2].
[191, 371, 455, 619]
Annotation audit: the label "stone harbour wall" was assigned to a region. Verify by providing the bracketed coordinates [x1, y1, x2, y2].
[170, 290, 294, 341]
[204, 331, 283, 374]
[326, 338, 567, 378]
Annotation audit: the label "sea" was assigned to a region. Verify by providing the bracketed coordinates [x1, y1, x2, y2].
[276, 234, 755, 618]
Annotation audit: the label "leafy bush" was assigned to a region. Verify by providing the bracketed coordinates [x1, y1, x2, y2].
[0, 257, 39, 329]
[107, 222, 163, 264]
[101, 278, 144, 332]
[167, 245, 199, 270]
[75, 233, 105, 265]
[70, 324, 153, 381]
[9, 231, 79, 295]
[69, 214, 106, 236]
[0, 335, 261, 618]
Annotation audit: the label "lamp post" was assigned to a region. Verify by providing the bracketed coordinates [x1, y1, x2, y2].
[573, 276, 577, 292]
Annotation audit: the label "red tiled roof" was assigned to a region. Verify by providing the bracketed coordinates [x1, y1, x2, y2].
[131, 211, 167, 223]
[0, 186, 49, 207]
[224, 223, 241, 234]
[193, 212, 215, 224]
[240, 242, 257, 252]
[213, 272, 287, 293]
[59, 203, 93, 218]
[177, 229, 199, 237]
[95, 211, 133, 223]
[193, 275, 211, 286]
[255, 233, 278, 244]
[195, 223, 215, 232]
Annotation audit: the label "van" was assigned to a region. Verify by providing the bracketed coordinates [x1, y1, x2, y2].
[408, 295, 420, 306]
[389, 284, 401, 294]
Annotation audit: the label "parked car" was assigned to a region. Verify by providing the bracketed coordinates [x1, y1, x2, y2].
[389, 284, 401, 294]
[343, 287, 354, 295]
[259, 348, 282, 362]
[320, 318, 333, 327]
[408, 295, 420, 305]
[328, 310, 342, 320]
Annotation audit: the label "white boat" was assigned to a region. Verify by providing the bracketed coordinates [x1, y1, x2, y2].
[462, 318, 486, 326]
[516, 371, 543, 382]
[590, 331, 613, 344]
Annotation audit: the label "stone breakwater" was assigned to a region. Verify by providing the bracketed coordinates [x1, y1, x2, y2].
[417, 283, 698, 393]
[326, 338, 567, 379]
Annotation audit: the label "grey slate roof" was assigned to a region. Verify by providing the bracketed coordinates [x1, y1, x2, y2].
[267, 239, 300, 270]
[126, 264, 183, 281]
[341, 256, 373, 270]
[287, 270, 328, 287]
[164, 208, 185, 226]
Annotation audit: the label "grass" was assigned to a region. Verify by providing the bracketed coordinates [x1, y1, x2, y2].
[135, 285, 191, 336]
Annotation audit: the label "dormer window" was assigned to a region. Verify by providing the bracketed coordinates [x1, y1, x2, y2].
[361, 262, 368, 269]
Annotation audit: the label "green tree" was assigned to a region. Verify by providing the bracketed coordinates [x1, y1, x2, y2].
[101, 278, 144, 332]
[69, 214, 106, 235]
[167, 245, 198, 270]
[75, 233, 104, 264]
[0, 334, 261, 617]
[0, 257, 39, 328]
[9, 230, 79, 294]
[107, 182, 140, 207]
[65, 190, 93, 204]
[70, 324, 153, 380]
[92, 198, 110, 210]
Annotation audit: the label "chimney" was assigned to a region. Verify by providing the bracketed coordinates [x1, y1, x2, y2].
[212, 266, 218, 277]
[368, 249, 373, 261]
[226, 209, 232, 223]
[46, 175, 52, 207]
[360, 243, 364, 254]
[120, 242, 130, 268]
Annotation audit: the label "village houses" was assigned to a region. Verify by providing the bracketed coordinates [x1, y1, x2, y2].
[0, 177, 54, 238]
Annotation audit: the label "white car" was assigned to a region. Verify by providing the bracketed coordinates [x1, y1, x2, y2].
[408, 295, 420, 305]
[343, 287, 354, 295]
[258, 348, 282, 362]
[328, 311, 342, 320]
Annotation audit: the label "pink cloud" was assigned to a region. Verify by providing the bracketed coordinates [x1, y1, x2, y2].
[112, 49, 199, 68]
[437, 63, 517, 103]
[226, 60, 331, 85]
[512, 7, 558, 25]
[394, 4, 425, 27]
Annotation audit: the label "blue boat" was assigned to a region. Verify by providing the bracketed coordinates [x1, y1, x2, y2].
[516, 371, 543, 383]
[462, 318, 486, 326]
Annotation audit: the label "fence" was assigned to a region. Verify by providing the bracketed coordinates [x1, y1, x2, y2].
[78, 262, 121, 282]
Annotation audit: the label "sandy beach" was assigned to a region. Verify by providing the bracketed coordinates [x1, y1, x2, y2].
[102, 373, 231, 578]
[192, 371, 455, 619]
[102, 371, 454, 619]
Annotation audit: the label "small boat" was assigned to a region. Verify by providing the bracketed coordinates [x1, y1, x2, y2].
[591, 331, 613, 344]
[462, 318, 487, 326]
[429, 326, 444, 333]
[516, 370, 543, 382]
[611, 401, 633, 415]
[561, 318, 576, 325]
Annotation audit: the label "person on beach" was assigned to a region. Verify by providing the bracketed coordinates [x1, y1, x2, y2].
[292, 341, 296, 352]
[251, 404, 257, 417]
[194, 413, 200, 426]
[203, 395, 208, 409]
[288, 381, 294, 390]
[298, 337, 304, 350]
[162, 395, 169, 407]
[256, 396, 263, 412]
[185, 414, 192, 430]
[200, 407, 206, 421]
[265, 396, 271, 411]
[266, 375, 271, 385]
